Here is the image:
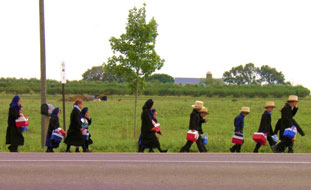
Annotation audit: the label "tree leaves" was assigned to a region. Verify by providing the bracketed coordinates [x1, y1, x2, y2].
[223, 63, 286, 85]
[104, 4, 164, 92]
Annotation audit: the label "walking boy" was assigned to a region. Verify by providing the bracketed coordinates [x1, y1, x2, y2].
[230, 107, 250, 153]
[180, 101, 206, 152]
[273, 95, 305, 153]
[253, 102, 276, 153]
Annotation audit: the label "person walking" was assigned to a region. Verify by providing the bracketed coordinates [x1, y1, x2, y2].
[139, 99, 167, 153]
[273, 95, 305, 153]
[253, 102, 277, 153]
[230, 107, 250, 153]
[179, 101, 206, 153]
[45, 108, 61, 152]
[6, 96, 26, 152]
[64, 99, 89, 152]
[75, 107, 93, 152]
[198, 107, 208, 152]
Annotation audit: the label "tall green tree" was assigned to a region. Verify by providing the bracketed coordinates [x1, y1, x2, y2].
[147, 73, 174, 83]
[257, 65, 285, 85]
[105, 4, 164, 137]
[223, 63, 287, 85]
[82, 65, 124, 82]
[82, 66, 104, 81]
[223, 63, 260, 85]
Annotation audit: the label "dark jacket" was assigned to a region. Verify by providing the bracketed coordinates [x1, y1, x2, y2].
[6, 107, 24, 146]
[234, 113, 245, 134]
[46, 116, 60, 148]
[189, 109, 201, 131]
[64, 107, 85, 146]
[140, 109, 159, 148]
[198, 115, 206, 134]
[257, 111, 273, 134]
[47, 117, 60, 136]
[274, 103, 304, 140]
[83, 117, 93, 145]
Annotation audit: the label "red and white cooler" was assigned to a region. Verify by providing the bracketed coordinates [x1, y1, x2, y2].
[186, 130, 199, 142]
[154, 123, 161, 133]
[252, 132, 267, 145]
[15, 117, 29, 127]
[232, 135, 244, 145]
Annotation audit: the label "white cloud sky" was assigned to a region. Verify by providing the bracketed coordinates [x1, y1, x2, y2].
[0, 0, 310, 87]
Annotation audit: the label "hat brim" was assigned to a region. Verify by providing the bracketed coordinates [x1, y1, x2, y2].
[200, 111, 208, 114]
[264, 106, 276, 108]
[288, 100, 298, 102]
[192, 105, 202, 109]
[240, 110, 250, 113]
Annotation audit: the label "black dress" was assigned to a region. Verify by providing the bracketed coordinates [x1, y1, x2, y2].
[140, 109, 159, 149]
[64, 107, 85, 146]
[45, 117, 60, 148]
[6, 107, 24, 147]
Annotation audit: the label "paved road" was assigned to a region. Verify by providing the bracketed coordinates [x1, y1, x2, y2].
[0, 153, 311, 190]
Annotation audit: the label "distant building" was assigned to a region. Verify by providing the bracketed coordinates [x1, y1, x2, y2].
[174, 72, 224, 85]
[174, 77, 203, 85]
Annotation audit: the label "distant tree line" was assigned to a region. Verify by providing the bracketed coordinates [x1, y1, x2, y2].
[82, 66, 174, 83]
[0, 78, 309, 98]
[223, 63, 287, 85]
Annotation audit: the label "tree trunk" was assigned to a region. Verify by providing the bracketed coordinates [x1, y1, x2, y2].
[134, 77, 139, 139]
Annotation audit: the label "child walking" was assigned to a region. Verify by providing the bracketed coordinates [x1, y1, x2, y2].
[230, 107, 250, 153]
[253, 102, 276, 153]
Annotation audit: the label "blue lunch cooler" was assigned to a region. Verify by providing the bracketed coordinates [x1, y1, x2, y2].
[82, 130, 89, 140]
[51, 131, 63, 143]
[202, 133, 208, 145]
[283, 126, 297, 139]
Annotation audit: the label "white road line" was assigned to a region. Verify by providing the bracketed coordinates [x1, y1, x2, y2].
[0, 160, 311, 164]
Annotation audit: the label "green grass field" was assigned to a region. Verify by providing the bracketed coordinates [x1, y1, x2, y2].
[0, 94, 310, 153]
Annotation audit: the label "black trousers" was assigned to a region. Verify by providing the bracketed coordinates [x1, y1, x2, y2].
[66, 144, 87, 152]
[8, 145, 18, 152]
[254, 135, 276, 152]
[230, 144, 242, 152]
[275, 137, 294, 153]
[180, 136, 207, 152]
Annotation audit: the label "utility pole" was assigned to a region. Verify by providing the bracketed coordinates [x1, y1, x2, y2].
[39, 0, 49, 148]
[61, 62, 66, 131]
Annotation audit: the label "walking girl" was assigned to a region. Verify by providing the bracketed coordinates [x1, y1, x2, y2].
[45, 108, 61, 152]
[64, 99, 89, 152]
[6, 96, 26, 152]
[76, 107, 93, 152]
[139, 99, 167, 153]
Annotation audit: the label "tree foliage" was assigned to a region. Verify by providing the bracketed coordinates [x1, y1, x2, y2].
[147, 73, 174, 83]
[82, 66, 104, 81]
[105, 4, 164, 92]
[257, 65, 285, 85]
[82, 65, 124, 82]
[223, 63, 286, 85]
[104, 4, 164, 136]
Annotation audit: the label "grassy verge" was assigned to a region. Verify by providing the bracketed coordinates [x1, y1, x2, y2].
[0, 94, 310, 153]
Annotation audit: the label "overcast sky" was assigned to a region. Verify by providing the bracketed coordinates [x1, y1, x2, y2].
[0, 0, 311, 87]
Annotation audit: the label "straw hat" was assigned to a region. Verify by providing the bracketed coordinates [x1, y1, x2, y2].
[288, 95, 298, 102]
[200, 107, 208, 114]
[265, 101, 276, 108]
[240, 107, 250, 113]
[192, 101, 204, 109]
